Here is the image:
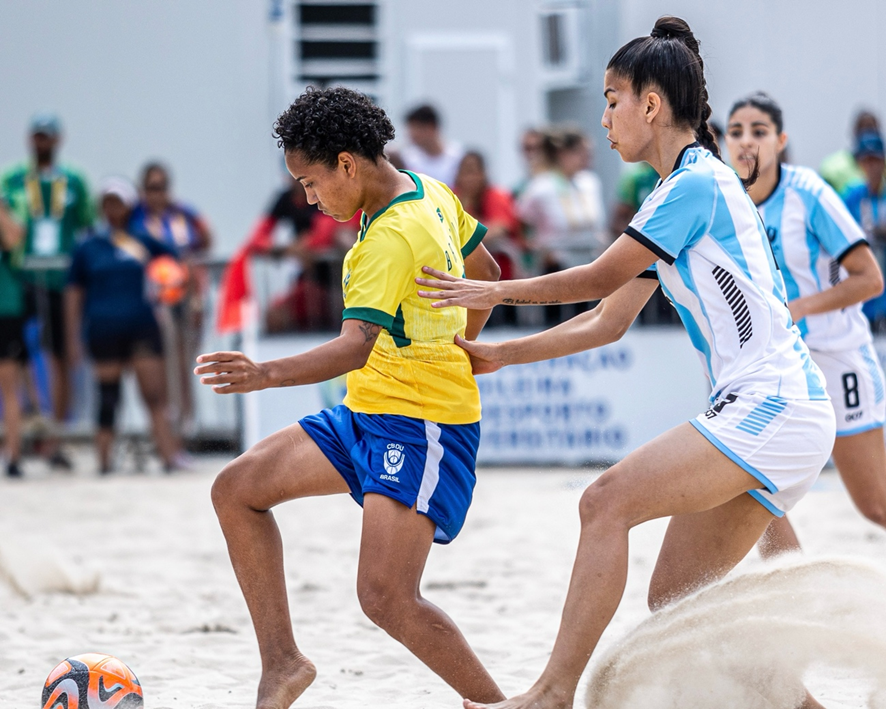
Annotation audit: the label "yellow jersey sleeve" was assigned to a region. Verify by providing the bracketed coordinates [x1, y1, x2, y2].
[341, 229, 414, 329]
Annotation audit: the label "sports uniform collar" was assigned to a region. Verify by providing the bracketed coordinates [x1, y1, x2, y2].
[672, 141, 701, 173]
[359, 170, 425, 241]
[755, 162, 784, 209]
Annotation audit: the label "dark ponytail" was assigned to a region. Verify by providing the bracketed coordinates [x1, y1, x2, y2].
[608, 16, 721, 159]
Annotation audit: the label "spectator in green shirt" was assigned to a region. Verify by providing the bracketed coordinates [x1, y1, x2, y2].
[0, 197, 26, 477]
[609, 162, 659, 237]
[0, 113, 94, 469]
[609, 162, 677, 325]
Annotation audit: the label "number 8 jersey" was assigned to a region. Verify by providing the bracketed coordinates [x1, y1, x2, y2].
[756, 163, 884, 436]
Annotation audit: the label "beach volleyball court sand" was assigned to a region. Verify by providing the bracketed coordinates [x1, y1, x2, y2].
[1, 455, 884, 708]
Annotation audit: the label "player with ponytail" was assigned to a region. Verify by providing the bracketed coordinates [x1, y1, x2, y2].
[417, 17, 834, 709]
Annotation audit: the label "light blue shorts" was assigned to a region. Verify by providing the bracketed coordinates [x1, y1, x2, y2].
[692, 392, 836, 516]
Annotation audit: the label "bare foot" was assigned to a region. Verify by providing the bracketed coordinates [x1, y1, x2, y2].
[463, 685, 572, 709]
[256, 652, 317, 709]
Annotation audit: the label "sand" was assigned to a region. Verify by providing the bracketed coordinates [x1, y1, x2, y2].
[1, 453, 884, 709]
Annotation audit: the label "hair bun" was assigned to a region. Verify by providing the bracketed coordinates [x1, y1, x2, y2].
[651, 16, 699, 53]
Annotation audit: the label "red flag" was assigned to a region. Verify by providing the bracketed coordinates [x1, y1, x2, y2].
[215, 216, 275, 333]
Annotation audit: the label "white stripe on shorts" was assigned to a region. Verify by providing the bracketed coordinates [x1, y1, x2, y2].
[417, 421, 443, 514]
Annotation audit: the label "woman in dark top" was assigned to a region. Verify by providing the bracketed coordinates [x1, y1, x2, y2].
[66, 177, 184, 473]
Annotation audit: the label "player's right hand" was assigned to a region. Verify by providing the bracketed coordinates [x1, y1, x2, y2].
[194, 351, 271, 394]
[454, 335, 505, 375]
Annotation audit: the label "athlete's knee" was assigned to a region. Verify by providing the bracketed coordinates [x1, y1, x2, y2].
[97, 380, 121, 430]
[356, 574, 412, 632]
[211, 453, 259, 515]
[578, 474, 624, 527]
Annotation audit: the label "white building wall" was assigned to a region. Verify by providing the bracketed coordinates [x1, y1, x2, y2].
[1, 0, 885, 255]
[0, 0, 281, 254]
[377, 0, 547, 188]
[615, 0, 886, 176]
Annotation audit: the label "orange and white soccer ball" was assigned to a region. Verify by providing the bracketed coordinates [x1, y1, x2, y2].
[42, 653, 143, 709]
[146, 254, 189, 305]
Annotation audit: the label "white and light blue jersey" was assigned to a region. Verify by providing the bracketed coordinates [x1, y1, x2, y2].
[626, 145, 826, 403]
[757, 164, 872, 353]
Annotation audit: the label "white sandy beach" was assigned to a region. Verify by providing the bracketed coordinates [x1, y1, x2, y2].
[1, 453, 884, 709]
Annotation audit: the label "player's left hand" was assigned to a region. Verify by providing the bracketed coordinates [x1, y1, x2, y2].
[194, 351, 270, 394]
[416, 267, 501, 310]
[454, 335, 506, 375]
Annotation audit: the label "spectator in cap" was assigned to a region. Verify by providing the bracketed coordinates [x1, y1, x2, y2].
[400, 104, 465, 187]
[0, 197, 26, 477]
[66, 177, 186, 474]
[844, 131, 886, 328]
[820, 110, 880, 196]
[0, 112, 94, 470]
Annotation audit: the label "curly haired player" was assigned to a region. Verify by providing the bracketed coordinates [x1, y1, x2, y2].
[195, 87, 503, 708]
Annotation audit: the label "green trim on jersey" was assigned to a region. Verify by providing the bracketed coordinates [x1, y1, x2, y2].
[359, 171, 425, 241]
[342, 306, 394, 329]
[389, 304, 411, 348]
[461, 223, 488, 258]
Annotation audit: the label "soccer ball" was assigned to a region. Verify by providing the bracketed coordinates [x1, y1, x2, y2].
[146, 255, 189, 305]
[42, 653, 143, 709]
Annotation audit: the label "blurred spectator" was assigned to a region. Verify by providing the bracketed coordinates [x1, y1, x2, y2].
[66, 177, 185, 473]
[454, 150, 525, 326]
[400, 104, 464, 186]
[0, 198, 26, 477]
[384, 147, 407, 171]
[609, 163, 676, 325]
[513, 128, 550, 198]
[844, 131, 886, 328]
[610, 163, 659, 237]
[0, 113, 94, 470]
[517, 127, 606, 324]
[238, 178, 358, 333]
[129, 162, 212, 435]
[130, 162, 212, 251]
[820, 110, 880, 196]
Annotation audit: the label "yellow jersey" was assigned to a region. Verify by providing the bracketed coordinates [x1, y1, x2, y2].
[341, 171, 487, 425]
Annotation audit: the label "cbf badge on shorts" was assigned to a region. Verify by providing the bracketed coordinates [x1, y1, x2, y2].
[381, 442, 406, 482]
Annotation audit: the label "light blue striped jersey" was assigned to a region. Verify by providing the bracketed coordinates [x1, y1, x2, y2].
[756, 164, 872, 353]
[626, 145, 826, 403]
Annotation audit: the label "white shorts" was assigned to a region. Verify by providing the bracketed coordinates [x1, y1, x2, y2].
[811, 344, 886, 437]
[691, 392, 836, 516]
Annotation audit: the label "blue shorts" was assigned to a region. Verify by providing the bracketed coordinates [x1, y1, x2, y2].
[299, 405, 480, 544]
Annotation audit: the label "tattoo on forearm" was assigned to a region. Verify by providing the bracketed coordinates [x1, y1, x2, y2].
[279, 379, 297, 387]
[359, 320, 382, 343]
[501, 298, 562, 305]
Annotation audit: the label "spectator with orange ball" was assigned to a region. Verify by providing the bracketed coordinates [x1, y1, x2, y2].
[65, 177, 187, 474]
[130, 162, 212, 435]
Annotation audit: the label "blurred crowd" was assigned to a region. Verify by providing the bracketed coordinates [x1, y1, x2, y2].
[0, 114, 210, 478]
[3, 102, 886, 478]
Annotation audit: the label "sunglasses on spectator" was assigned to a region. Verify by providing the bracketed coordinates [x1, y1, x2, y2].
[145, 182, 168, 192]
